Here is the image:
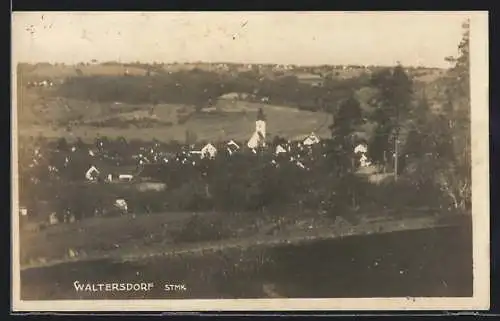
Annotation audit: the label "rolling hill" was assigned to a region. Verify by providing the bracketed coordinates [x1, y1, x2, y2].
[17, 95, 333, 143]
[15, 62, 449, 144]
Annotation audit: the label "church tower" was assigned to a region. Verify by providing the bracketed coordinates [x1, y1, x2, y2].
[255, 108, 266, 142]
[247, 108, 267, 149]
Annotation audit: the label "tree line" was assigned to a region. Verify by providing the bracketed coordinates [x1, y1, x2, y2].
[55, 67, 369, 113]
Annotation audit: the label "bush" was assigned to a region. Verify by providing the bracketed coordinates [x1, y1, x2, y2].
[359, 176, 444, 213]
[166, 179, 213, 212]
[127, 190, 168, 213]
[172, 214, 236, 243]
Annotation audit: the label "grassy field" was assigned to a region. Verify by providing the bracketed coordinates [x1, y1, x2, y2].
[19, 206, 466, 271]
[17, 86, 333, 143]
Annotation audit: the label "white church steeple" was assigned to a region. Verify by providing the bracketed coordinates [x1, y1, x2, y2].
[247, 108, 267, 149]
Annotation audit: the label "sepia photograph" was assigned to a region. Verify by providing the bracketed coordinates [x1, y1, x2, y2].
[11, 11, 489, 311]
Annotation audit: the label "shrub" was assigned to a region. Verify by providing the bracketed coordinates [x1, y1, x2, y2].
[165, 179, 213, 212]
[172, 214, 236, 243]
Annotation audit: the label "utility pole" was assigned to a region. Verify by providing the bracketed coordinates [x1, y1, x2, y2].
[350, 133, 357, 210]
[383, 151, 387, 174]
[394, 95, 401, 182]
[351, 156, 357, 210]
[394, 133, 398, 182]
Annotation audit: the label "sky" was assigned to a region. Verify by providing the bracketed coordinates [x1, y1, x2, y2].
[12, 11, 473, 68]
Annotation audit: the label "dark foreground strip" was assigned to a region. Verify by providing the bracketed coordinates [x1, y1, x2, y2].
[19, 214, 468, 272]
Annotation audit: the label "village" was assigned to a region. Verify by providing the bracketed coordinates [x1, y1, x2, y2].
[18, 106, 374, 227]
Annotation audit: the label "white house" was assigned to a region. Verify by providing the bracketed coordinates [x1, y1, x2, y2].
[227, 140, 240, 150]
[85, 165, 100, 181]
[227, 140, 240, 155]
[114, 199, 128, 213]
[247, 132, 261, 149]
[189, 150, 203, 157]
[201, 143, 217, 159]
[360, 154, 372, 167]
[118, 174, 134, 182]
[353, 143, 371, 168]
[354, 143, 368, 154]
[19, 206, 28, 217]
[303, 133, 320, 146]
[49, 212, 59, 225]
[275, 145, 287, 155]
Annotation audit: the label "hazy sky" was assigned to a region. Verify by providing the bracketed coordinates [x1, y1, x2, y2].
[12, 12, 472, 68]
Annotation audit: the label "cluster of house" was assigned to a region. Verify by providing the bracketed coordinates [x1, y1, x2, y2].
[21, 108, 372, 187]
[94, 112, 369, 184]
[18, 110, 372, 222]
[26, 80, 55, 87]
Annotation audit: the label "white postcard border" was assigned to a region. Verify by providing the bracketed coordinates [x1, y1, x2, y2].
[11, 11, 490, 312]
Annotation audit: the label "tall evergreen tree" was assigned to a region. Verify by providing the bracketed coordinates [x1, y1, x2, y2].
[438, 19, 471, 210]
[368, 64, 413, 176]
[407, 19, 471, 211]
[329, 94, 363, 149]
[328, 94, 364, 212]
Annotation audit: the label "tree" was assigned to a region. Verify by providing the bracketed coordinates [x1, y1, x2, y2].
[437, 19, 471, 211]
[328, 94, 364, 211]
[449, 19, 471, 164]
[56, 137, 69, 152]
[329, 94, 363, 150]
[185, 129, 198, 145]
[403, 91, 432, 157]
[368, 65, 413, 177]
[75, 137, 86, 150]
[403, 94, 454, 170]
[403, 19, 471, 212]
